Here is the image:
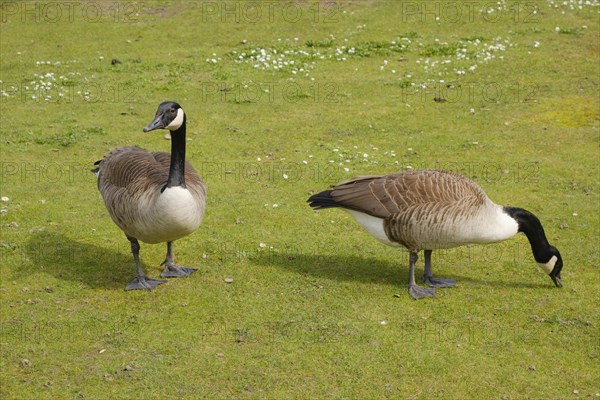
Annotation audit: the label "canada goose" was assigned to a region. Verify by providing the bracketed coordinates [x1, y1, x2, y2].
[93, 101, 206, 290]
[307, 169, 563, 299]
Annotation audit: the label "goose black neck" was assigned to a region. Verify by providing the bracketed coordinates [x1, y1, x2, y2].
[166, 117, 186, 188]
[504, 206, 552, 263]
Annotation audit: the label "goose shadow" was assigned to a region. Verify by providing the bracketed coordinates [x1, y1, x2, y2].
[251, 248, 551, 291]
[18, 231, 153, 290]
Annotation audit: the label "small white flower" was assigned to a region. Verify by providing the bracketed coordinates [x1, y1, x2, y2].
[282, 174, 288, 180]
[1, 196, 9, 202]
[259, 242, 267, 248]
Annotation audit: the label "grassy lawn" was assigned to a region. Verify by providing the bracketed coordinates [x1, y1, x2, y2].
[1, 0, 599, 398]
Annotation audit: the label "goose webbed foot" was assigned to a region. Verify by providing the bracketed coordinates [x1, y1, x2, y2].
[423, 275, 457, 288]
[160, 241, 197, 278]
[409, 284, 436, 300]
[126, 238, 167, 291]
[407, 251, 436, 300]
[160, 262, 197, 278]
[125, 275, 167, 291]
[422, 250, 456, 288]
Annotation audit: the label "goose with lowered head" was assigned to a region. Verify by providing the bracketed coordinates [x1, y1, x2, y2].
[307, 169, 563, 299]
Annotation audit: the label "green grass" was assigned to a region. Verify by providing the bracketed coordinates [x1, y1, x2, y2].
[1, 1, 599, 399]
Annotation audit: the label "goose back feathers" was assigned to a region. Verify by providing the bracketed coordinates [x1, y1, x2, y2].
[309, 170, 516, 251]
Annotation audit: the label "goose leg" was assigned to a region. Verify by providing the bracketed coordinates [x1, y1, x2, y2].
[125, 238, 167, 291]
[422, 250, 456, 288]
[408, 251, 436, 299]
[160, 241, 197, 278]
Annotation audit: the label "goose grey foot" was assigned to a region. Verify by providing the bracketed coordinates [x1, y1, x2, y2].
[407, 251, 436, 300]
[422, 249, 456, 288]
[423, 275, 457, 288]
[126, 237, 167, 291]
[160, 262, 197, 278]
[160, 241, 197, 278]
[409, 284, 436, 300]
[125, 275, 167, 291]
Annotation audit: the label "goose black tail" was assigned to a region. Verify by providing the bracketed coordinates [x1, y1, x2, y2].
[307, 190, 340, 210]
[90, 159, 101, 175]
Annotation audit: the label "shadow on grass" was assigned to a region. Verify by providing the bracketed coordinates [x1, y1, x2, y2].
[251, 249, 551, 290]
[17, 231, 147, 290]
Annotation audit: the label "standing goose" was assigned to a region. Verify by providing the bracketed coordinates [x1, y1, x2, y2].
[93, 101, 206, 290]
[307, 169, 563, 299]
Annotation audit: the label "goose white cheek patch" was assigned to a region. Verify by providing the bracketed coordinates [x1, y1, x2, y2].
[537, 255, 557, 274]
[167, 108, 184, 130]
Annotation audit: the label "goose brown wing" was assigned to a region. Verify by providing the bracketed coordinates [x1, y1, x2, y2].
[97, 147, 168, 192]
[330, 170, 487, 218]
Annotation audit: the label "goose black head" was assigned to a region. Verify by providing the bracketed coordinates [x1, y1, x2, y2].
[539, 246, 563, 288]
[143, 101, 185, 132]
